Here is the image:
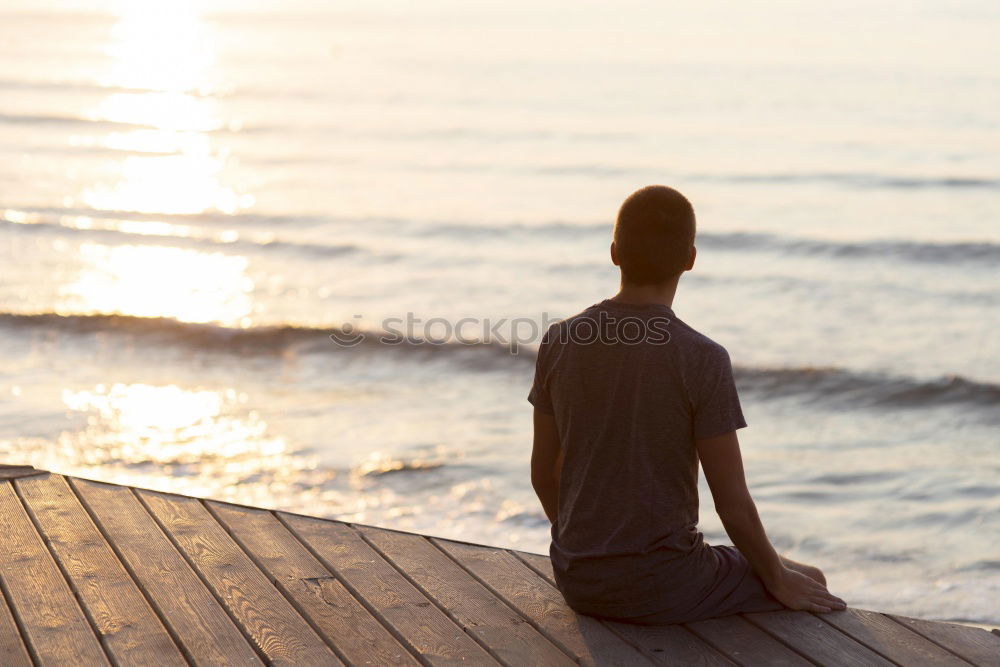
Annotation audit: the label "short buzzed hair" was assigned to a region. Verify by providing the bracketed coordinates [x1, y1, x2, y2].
[613, 185, 696, 285]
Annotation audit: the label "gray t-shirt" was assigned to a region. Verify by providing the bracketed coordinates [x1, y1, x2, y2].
[528, 299, 747, 618]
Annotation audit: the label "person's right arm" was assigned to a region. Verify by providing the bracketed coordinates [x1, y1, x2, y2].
[696, 430, 847, 613]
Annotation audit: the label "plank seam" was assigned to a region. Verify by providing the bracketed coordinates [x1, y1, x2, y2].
[200, 500, 351, 666]
[682, 619, 821, 667]
[0, 580, 35, 667]
[740, 612, 856, 666]
[0, 508, 40, 667]
[355, 528, 524, 666]
[131, 489, 271, 665]
[65, 478, 195, 667]
[511, 552, 556, 586]
[425, 539, 586, 664]
[274, 512, 429, 666]
[814, 612, 903, 665]
[881, 614, 979, 666]
[10, 478, 114, 667]
[814, 609, 970, 666]
[596, 619, 734, 666]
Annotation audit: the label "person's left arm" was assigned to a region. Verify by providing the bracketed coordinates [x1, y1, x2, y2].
[530, 408, 561, 523]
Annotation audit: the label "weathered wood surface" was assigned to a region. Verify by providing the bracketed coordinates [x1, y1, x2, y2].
[17, 474, 185, 665]
[746, 609, 896, 666]
[889, 613, 1000, 666]
[820, 607, 969, 665]
[0, 481, 109, 665]
[282, 512, 496, 665]
[139, 489, 339, 665]
[0, 470, 997, 666]
[208, 500, 416, 665]
[685, 615, 812, 666]
[0, 581, 31, 667]
[71, 477, 263, 665]
[358, 524, 574, 665]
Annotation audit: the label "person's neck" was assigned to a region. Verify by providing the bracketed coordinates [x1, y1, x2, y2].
[610, 279, 679, 309]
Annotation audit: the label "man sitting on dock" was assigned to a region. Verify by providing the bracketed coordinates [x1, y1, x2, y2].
[528, 185, 847, 624]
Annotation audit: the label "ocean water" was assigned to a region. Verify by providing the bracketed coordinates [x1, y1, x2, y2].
[1, 0, 998, 625]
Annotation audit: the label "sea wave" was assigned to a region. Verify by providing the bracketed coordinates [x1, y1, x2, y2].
[362, 161, 1000, 190]
[735, 365, 1000, 410]
[0, 112, 143, 131]
[698, 231, 1000, 265]
[1, 311, 997, 412]
[4, 206, 998, 266]
[0, 77, 233, 97]
[705, 172, 1000, 190]
[0, 311, 519, 360]
[0, 112, 247, 133]
[1, 216, 364, 260]
[2, 206, 326, 227]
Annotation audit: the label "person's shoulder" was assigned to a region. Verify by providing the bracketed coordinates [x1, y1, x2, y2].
[539, 304, 602, 344]
[667, 314, 731, 361]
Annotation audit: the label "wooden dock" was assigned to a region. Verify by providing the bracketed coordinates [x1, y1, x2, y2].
[0, 467, 996, 666]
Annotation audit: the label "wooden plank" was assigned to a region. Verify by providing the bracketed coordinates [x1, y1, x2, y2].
[71, 478, 262, 665]
[0, 581, 32, 667]
[0, 481, 109, 665]
[432, 537, 652, 666]
[599, 620, 736, 666]
[513, 550, 556, 585]
[16, 474, 185, 665]
[888, 613, 1000, 666]
[746, 609, 894, 666]
[280, 512, 498, 666]
[358, 524, 575, 666]
[819, 608, 969, 665]
[207, 501, 418, 666]
[685, 615, 813, 666]
[138, 490, 340, 666]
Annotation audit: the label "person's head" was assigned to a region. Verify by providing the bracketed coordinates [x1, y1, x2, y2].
[611, 185, 696, 286]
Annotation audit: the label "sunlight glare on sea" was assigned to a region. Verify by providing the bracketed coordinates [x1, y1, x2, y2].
[79, 0, 250, 217]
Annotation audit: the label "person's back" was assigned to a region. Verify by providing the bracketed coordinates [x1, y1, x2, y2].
[532, 301, 753, 619]
[529, 185, 846, 624]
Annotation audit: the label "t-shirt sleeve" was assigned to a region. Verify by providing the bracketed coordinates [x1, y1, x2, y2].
[527, 327, 555, 415]
[692, 345, 747, 439]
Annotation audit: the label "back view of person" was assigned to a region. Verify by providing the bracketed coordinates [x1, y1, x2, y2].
[529, 185, 846, 623]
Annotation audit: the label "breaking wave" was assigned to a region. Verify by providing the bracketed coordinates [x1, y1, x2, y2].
[1, 311, 996, 413]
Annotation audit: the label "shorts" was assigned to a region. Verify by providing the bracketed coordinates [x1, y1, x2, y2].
[594, 545, 786, 626]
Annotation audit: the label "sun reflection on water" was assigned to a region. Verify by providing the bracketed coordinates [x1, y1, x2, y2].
[82, 152, 249, 216]
[60, 383, 280, 465]
[60, 243, 254, 325]
[92, 92, 227, 132]
[43, 382, 314, 502]
[79, 1, 251, 217]
[100, 1, 217, 95]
